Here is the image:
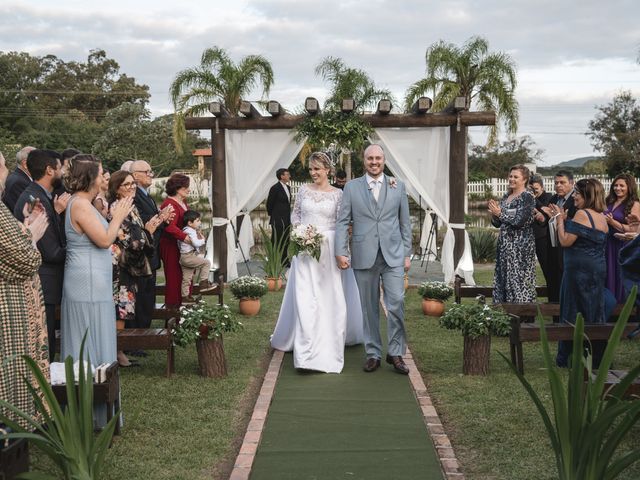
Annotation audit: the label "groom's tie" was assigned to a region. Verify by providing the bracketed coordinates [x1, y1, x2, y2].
[370, 179, 381, 202]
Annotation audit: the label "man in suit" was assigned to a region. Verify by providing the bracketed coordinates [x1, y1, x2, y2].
[2, 146, 35, 213]
[266, 168, 291, 266]
[14, 149, 70, 361]
[332, 170, 347, 190]
[335, 144, 412, 374]
[530, 175, 554, 292]
[131, 160, 171, 331]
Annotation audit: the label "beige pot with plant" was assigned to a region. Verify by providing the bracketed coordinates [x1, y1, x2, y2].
[256, 226, 288, 292]
[417, 281, 453, 317]
[229, 275, 267, 316]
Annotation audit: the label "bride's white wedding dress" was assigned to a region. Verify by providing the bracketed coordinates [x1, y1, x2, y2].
[270, 184, 363, 373]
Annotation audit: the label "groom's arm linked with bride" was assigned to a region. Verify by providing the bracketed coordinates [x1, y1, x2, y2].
[334, 144, 412, 374]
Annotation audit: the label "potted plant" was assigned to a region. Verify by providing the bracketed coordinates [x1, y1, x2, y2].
[229, 275, 268, 316]
[173, 301, 242, 378]
[255, 226, 287, 291]
[440, 297, 511, 375]
[417, 281, 453, 316]
[0, 335, 118, 480]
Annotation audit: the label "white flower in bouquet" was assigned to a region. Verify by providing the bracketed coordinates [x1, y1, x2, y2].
[289, 224, 323, 261]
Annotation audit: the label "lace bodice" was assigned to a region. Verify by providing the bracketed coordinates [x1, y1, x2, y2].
[291, 185, 342, 231]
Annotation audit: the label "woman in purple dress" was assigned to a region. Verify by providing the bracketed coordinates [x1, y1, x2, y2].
[604, 173, 640, 303]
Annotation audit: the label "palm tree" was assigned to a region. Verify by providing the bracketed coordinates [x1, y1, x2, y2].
[312, 57, 393, 176]
[404, 36, 518, 146]
[169, 46, 274, 151]
[316, 56, 394, 112]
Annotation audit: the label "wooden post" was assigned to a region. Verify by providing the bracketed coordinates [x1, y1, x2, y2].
[449, 122, 467, 268]
[211, 124, 228, 280]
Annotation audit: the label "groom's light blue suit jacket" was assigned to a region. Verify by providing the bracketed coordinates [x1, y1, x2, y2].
[335, 175, 412, 269]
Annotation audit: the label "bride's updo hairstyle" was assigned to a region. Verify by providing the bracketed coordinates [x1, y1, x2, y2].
[308, 151, 334, 175]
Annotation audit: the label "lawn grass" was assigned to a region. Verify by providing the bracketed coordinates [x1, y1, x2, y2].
[31, 291, 282, 480]
[406, 264, 640, 479]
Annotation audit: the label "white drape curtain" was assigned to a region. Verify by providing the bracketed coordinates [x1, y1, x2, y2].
[212, 129, 304, 279]
[370, 128, 474, 284]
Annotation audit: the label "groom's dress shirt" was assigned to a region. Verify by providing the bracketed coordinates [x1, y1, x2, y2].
[365, 173, 383, 202]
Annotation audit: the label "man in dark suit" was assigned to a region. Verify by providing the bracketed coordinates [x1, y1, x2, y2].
[131, 159, 167, 331]
[530, 175, 554, 293]
[14, 149, 70, 361]
[2, 146, 35, 213]
[266, 168, 291, 266]
[332, 170, 347, 190]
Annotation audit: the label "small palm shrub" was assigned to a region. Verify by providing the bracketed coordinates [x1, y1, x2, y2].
[469, 228, 497, 262]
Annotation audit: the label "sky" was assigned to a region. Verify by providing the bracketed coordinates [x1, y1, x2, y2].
[1, 0, 639, 166]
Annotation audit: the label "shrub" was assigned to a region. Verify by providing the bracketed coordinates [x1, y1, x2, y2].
[228, 275, 268, 299]
[440, 301, 511, 338]
[469, 228, 497, 262]
[417, 281, 453, 301]
[173, 301, 242, 347]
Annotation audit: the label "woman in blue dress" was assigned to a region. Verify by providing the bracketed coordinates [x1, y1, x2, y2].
[60, 154, 133, 428]
[551, 178, 611, 367]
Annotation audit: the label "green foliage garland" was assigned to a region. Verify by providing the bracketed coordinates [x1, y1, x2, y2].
[294, 110, 373, 154]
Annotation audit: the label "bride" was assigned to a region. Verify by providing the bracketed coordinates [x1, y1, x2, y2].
[270, 152, 363, 373]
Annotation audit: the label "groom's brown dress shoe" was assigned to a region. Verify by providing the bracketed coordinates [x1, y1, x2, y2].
[386, 354, 409, 375]
[363, 357, 381, 372]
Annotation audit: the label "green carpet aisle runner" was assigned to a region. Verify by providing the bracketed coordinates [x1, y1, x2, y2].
[250, 345, 444, 479]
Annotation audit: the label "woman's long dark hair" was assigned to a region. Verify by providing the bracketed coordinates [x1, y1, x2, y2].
[605, 173, 639, 217]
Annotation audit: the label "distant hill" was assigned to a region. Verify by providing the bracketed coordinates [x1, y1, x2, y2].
[550, 156, 601, 169]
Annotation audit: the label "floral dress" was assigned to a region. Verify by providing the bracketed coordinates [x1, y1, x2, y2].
[491, 190, 537, 303]
[111, 205, 154, 324]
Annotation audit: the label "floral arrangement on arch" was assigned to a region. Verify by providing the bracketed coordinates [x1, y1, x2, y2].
[417, 281, 453, 301]
[172, 301, 242, 347]
[228, 275, 268, 300]
[288, 224, 323, 261]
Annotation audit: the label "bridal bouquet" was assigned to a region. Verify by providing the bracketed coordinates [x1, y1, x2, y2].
[289, 224, 324, 261]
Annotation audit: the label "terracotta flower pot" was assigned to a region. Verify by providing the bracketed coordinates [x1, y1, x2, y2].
[238, 298, 261, 316]
[422, 298, 445, 317]
[116, 319, 125, 331]
[266, 277, 282, 291]
[462, 334, 491, 376]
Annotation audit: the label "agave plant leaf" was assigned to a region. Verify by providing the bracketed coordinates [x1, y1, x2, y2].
[256, 225, 287, 279]
[502, 286, 640, 480]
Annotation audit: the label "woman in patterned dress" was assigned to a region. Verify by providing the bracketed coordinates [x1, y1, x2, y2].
[107, 171, 163, 367]
[488, 164, 537, 303]
[0, 150, 50, 429]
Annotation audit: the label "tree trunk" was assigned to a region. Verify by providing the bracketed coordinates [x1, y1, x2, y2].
[463, 335, 491, 375]
[196, 336, 227, 378]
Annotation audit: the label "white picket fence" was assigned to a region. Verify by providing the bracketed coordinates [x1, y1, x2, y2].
[467, 175, 612, 198]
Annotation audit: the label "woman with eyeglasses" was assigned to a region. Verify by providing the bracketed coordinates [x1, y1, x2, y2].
[107, 171, 164, 367]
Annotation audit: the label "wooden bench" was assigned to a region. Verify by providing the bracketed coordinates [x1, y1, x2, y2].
[587, 369, 640, 399]
[454, 277, 637, 374]
[51, 362, 122, 436]
[55, 319, 176, 377]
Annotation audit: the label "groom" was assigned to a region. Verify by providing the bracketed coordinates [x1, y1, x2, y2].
[335, 144, 412, 374]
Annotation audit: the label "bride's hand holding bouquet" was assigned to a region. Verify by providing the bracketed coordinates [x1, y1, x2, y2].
[289, 224, 323, 261]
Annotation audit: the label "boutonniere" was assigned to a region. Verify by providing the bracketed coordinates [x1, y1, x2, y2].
[388, 177, 397, 189]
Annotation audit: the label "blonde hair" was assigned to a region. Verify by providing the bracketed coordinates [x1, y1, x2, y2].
[308, 152, 334, 175]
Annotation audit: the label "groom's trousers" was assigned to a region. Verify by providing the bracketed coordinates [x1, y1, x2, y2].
[353, 249, 407, 360]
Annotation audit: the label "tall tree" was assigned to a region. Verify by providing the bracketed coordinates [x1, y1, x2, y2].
[587, 91, 640, 177]
[468, 135, 542, 181]
[170, 46, 274, 151]
[404, 36, 519, 146]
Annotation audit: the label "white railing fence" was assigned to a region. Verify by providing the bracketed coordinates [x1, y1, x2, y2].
[468, 175, 612, 198]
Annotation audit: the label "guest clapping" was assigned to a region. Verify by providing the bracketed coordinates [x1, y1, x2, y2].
[488, 165, 537, 303]
[159, 173, 192, 307]
[0, 150, 50, 429]
[603, 174, 640, 303]
[60, 154, 132, 428]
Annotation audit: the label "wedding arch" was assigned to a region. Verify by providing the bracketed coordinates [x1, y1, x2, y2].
[184, 99, 495, 283]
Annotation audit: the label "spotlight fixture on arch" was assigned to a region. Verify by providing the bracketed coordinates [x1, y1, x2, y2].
[341, 98, 356, 113]
[411, 97, 433, 114]
[267, 101, 283, 116]
[304, 97, 320, 115]
[377, 99, 392, 115]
